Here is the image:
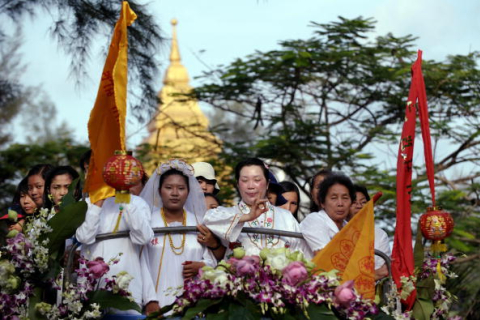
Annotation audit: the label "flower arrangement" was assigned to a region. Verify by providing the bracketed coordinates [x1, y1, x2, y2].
[148, 247, 378, 320]
[0, 189, 139, 319]
[381, 252, 459, 320]
[35, 255, 139, 319]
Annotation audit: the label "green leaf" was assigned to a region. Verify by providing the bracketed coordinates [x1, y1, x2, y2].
[306, 303, 337, 320]
[412, 297, 435, 320]
[89, 290, 141, 312]
[44, 200, 87, 257]
[228, 301, 258, 320]
[206, 310, 230, 320]
[59, 178, 80, 209]
[28, 286, 48, 320]
[182, 298, 222, 320]
[372, 309, 396, 320]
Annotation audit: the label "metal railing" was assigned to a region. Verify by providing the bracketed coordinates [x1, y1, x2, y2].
[65, 227, 392, 304]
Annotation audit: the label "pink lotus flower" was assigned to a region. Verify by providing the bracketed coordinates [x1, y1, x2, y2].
[334, 280, 356, 305]
[86, 257, 109, 279]
[228, 256, 260, 276]
[282, 261, 308, 286]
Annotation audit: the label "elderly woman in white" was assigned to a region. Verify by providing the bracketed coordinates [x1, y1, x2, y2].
[140, 159, 217, 314]
[300, 174, 356, 255]
[204, 158, 311, 258]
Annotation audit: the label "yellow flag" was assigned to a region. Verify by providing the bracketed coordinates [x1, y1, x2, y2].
[85, 2, 137, 203]
[312, 200, 376, 300]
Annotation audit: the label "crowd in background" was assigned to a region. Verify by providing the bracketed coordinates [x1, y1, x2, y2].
[0, 151, 391, 315]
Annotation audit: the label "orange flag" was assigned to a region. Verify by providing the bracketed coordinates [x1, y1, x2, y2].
[312, 200, 376, 300]
[84, 2, 137, 203]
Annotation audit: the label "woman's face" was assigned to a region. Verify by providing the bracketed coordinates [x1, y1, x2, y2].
[322, 183, 352, 224]
[20, 193, 36, 214]
[50, 174, 73, 205]
[205, 195, 219, 210]
[280, 191, 299, 215]
[311, 174, 326, 207]
[28, 174, 45, 207]
[237, 165, 268, 206]
[349, 191, 367, 218]
[160, 174, 189, 211]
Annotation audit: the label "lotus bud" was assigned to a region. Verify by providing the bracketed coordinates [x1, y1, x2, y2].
[232, 247, 245, 259]
[6, 229, 19, 238]
[8, 210, 18, 222]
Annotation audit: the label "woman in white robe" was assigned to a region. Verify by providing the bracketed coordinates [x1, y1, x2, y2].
[140, 159, 216, 314]
[204, 158, 311, 258]
[300, 174, 355, 256]
[75, 195, 155, 312]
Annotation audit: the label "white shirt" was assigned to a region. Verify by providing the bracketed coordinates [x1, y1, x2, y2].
[75, 196, 154, 308]
[142, 208, 216, 308]
[204, 201, 312, 258]
[374, 226, 391, 269]
[301, 210, 391, 270]
[300, 210, 346, 253]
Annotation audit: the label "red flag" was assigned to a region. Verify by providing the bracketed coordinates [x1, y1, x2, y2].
[391, 50, 435, 309]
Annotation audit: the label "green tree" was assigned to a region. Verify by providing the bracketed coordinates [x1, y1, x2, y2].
[0, 0, 164, 121]
[184, 16, 479, 317]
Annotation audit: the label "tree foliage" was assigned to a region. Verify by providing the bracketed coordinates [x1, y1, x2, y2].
[0, 0, 164, 121]
[186, 16, 480, 317]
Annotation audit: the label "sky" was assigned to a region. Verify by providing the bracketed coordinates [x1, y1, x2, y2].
[6, 0, 480, 154]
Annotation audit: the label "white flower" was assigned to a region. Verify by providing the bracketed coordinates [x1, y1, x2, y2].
[115, 271, 134, 292]
[265, 248, 290, 271]
[201, 267, 229, 287]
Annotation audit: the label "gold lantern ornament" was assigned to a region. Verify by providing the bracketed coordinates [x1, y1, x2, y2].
[102, 150, 144, 204]
[419, 206, 454, 253]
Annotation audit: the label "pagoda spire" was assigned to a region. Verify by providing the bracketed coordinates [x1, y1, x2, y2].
[142, 18, 221, 173]
[163, 19, 189, 86]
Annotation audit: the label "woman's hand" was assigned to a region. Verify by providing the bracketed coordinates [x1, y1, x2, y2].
[196, 224, 219, 248]
[8, 220, 24, 232]
[182, 261, 205, 279]
[239, 198, 269, 222]
[145, 301, 160, 315]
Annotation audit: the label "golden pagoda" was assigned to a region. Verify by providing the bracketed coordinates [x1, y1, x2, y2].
[142, 19, 221, 173]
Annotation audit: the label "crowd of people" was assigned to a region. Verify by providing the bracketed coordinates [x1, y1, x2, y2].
[0, 153, 391, 315]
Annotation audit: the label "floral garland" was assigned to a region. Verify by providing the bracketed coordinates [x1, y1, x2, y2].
[381, 253, 460, 320]
[148, 247, 378, 320]
[157, 159, 194, 177]
[0, 207, 138, 319]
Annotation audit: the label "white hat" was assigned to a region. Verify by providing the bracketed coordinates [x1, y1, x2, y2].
[192, 162, 220, 192]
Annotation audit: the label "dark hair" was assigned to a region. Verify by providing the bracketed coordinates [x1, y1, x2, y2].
[234, 158, 269, 182]
[204, 192, 222, 206]
[309, 169, 332, 212]
[44, 166, 81, 209]
[12, 177, 30, 206]
[279, 181, 300, 219]
[79, 149, 92, 173]
[353, 184, 370, 201]
[318, 174, 356, 205]
[159, 169, 189, 190]
[27, 164, 54, 181]
[141, 172, 149, 186]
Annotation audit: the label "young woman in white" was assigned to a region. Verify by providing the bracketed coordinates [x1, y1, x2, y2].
[141, 159, 216, 314]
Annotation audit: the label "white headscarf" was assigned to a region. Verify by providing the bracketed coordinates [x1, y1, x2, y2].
[140, 159, 207, 223]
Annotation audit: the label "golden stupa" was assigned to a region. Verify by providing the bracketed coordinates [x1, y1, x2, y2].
[142, 19, 221, 173]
